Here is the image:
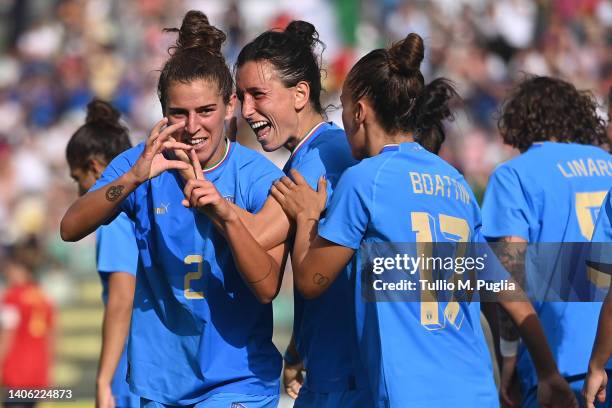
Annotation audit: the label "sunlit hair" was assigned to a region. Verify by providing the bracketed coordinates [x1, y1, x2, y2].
[236, 20, 324, 114]
[498, 76, 607, 151]
[158, 10, 233, 113]
[345, 33, 458, 154]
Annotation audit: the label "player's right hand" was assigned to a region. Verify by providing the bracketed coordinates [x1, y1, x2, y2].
[537, 372, 578, 408]
[500, 355, 519, 407]
[271, 169, 327, 221]
[283, 361, 304, 399]
[583, 367, 608, 408]
[96, 382, 115, 408]
[129, 118, 192, 183]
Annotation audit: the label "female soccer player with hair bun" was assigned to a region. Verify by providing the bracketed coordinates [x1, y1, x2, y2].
[271, 33, 576, 407]
[235, 20, 373, 407]
[66, 99, 139, 408]
[62, 10, 287, 407]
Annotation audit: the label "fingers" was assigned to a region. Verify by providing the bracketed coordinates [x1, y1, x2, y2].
[183, 179, 218, 208]
[163, 160, 191, 172]
[147, 118, 168, 145]
[227, 116, 238, 142]
[274, 178, 293, 195]
[583, 379, 600, 408]
[583, 386, 594, 408]
[161, 140, 193, 152]
[150, 122, 186, 155]
[158, 121, 186, 143]
[500, 387, 514, 408]
[285, 382, 300, 399]
[597, 387, 607, 403]
[190, 149, 205, 180]
[289, 168, 307, 185]
[317, 175, 327, 192]
[270, 184, 286, 206]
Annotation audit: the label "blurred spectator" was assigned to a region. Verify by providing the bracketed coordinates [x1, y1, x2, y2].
[0, 237, 55, 407]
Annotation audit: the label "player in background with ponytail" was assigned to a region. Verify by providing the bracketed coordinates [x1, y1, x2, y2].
[65, 99, 139, 408]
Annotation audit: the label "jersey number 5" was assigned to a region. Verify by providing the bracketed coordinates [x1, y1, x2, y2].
[575, 191, 610, 287]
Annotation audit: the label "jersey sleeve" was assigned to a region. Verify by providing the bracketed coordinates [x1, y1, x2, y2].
[481, 165, 531, 240]
[244, 154, 284, 213]
[318, 166, 371, 250]
[292, 154, 334, 208]
[97, 212, 139, 276]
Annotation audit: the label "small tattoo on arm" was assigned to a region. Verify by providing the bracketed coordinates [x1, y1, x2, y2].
[105, 185, 125, 202]
[313, 273, 330, 286]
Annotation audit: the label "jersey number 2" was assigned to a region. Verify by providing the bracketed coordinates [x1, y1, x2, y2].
[184, 255, 205, 299]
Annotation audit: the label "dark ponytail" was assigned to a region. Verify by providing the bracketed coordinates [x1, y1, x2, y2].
[158, 10, 232, 112]
[66, 99, 131, 169]
[346, 33, 458, 154]
[236, 20, 324, 114]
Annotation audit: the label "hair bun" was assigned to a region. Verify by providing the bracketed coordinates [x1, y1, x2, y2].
[166, 10, 226, 57]
[388, 33, 424, 76]
[285, 20, 319, 49]
[85, 99, 121, 127]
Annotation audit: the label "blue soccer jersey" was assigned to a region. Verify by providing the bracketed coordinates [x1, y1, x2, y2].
[283, 122, 369, 396]
[592, 188, 612, 242]
[96, 212, 139, 407]
[92, 140, 283, 405]
[318, 142, 498, 407]
[481, 142, 612, 396]
[588, 188, 612, 294]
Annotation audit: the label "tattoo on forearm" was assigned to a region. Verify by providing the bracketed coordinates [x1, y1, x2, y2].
[496, 238, 527, 287]
[105, 185, 125, 202]
[313, 273, 329, 286]
[498, 306, 520, 341]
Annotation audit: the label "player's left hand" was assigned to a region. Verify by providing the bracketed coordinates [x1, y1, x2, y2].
[96, 382, 116, 408]
[537, 372, 578, 408]
[168, 136, 196, 181]
[283, 361, 304, 399]
[270, 169, 327, 220]
[583, 367, 608, 408]
[500, 355, 519, 407]
[182, 150, 235, 222]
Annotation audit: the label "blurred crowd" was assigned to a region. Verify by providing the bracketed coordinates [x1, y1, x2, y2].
[0, 0, 610, 391]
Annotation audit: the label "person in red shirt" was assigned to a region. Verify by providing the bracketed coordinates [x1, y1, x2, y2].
[0, 239, 55, 408]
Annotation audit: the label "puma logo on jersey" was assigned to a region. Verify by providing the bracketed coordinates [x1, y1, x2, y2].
[231, 403, 246, 408]
[155, 202, 170, 215]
